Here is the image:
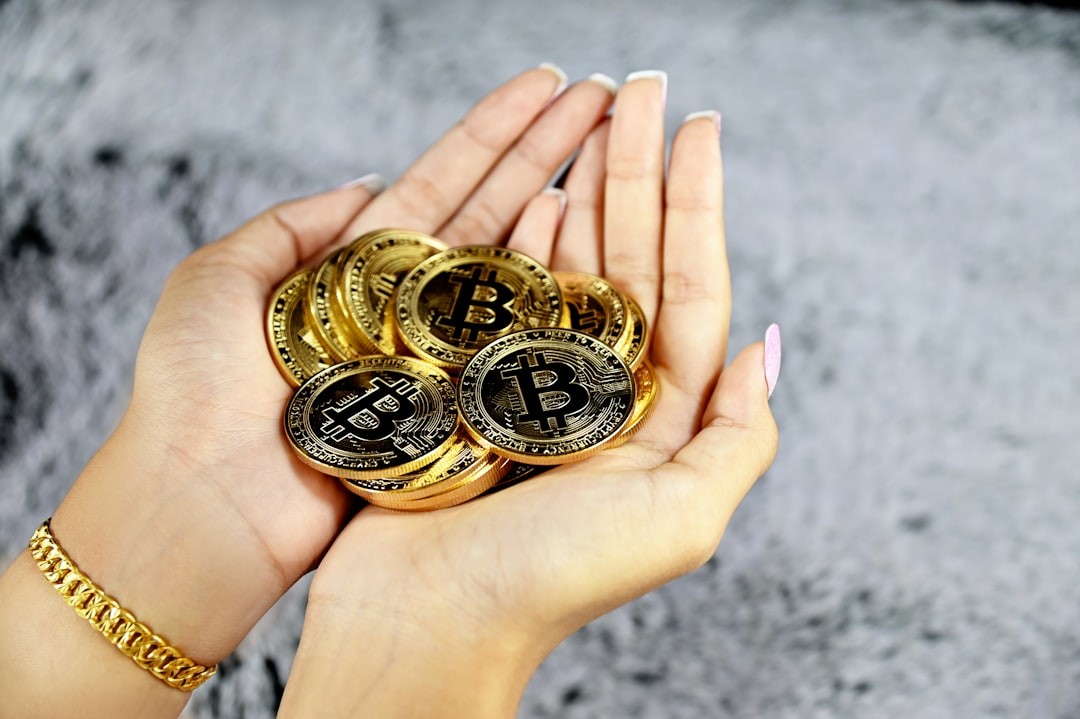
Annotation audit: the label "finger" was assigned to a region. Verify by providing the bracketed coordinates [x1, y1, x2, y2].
[436, 75, 617, 247]
[603, 70, 667, 326]
[339, 64, 567, 240]
[604, 342, 778, 603]
[200, 182, 379, 289]
[664, 338, 779, 507]
[550, 118, 610, 273]
[497, 341, 778, 636]
[626, 341, 778, 591]
[650, 111, 728, 444]
[505, 188, 567, 265]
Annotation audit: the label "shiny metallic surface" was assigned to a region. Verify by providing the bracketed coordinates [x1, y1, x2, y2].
[266, 269, 334, 386]
[286, 356, 458, 479]
[339, 229, 447, 355]
[395, 246, 563, 369]
[307, 248, 369, 361]
[555, 271, 629, 349]
[459, 328, 636, 464]
[614, 294, 648, 371]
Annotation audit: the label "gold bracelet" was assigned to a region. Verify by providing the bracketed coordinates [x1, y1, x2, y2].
[28, 519, 217, 692]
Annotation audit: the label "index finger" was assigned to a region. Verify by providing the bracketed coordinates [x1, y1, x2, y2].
[338, 64, 567, 241]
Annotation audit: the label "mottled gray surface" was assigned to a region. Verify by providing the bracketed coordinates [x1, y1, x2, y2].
[2, 0, 1079, 717]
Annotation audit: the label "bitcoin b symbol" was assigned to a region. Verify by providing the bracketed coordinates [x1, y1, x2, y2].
[501, 351, 591, 434]
[321, 377, 418, 442]
[436, 266, 515, 342]
[567, 299, 603, 334]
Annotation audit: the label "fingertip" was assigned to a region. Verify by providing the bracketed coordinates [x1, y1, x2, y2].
[709, 339, 777, 431]
[764, 323, 782, 399]
[541, 186, 568, 222]
[336, 173, 386, 195]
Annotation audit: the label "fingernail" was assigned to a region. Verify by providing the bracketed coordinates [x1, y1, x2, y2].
[683, 110, 722, 136]
[542, 187, 568, 220]
[537, 62, 569, 96]
[625, 69, 668, 107]
[585, 72, 618, 95]
[338, 173, 385, 194]
[764, 323, 782, 399]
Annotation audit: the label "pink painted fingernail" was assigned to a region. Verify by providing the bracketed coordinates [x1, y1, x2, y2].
[764, 323, 782, 399]
[625, 69, 668, 107]
[683, 110, 722, 136]
[338, 173, 385, 194]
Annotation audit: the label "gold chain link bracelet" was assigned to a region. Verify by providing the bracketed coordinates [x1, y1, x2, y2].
[28, 520, 217, 692]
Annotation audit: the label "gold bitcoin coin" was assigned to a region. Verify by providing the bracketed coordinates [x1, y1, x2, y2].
[555, 271, 628, 349]
[266, 269, 334, 386]
[384, 456, 513, 511]
[395, 246, 563, 369]
[615, 294, 649, 370]
[338, 229, 448, 355]
[493, 462, 550, 491]
[348, 440, 513, 512]
[307, 248, 367, 362]
[621, 362, 659, 440]
[285, 356, 458, 479]
[339, 431, 494, 501]
[458, 328, 636, 465]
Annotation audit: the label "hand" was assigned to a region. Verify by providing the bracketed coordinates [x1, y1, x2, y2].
[0, 65, 617, 718]
[279, 72, 780, 718]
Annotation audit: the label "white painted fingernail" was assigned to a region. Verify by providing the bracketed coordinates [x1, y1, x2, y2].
[585, 73, 618, 95]
[538, 62, 569, 96]
[684, 110, 722, 136]
[338, 173, 385, 194]
[625, 69, 668, 106]
[542, 187, 568, 219]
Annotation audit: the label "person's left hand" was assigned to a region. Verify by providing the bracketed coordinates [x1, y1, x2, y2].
[43, 64, 613, 679]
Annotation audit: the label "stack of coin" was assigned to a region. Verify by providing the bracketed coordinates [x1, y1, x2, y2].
[266, 228, 660, 511]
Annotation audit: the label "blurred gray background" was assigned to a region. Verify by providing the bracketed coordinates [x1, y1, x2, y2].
[2, 0, 1078, 716]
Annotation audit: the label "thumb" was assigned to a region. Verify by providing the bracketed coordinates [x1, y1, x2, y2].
[670, 326, 782, 508]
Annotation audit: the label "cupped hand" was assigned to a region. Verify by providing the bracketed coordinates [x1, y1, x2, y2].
[50, 65, 616, 664]
[280, 73, 780, 717]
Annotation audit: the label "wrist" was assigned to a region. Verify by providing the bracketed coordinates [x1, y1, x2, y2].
[50, 415, 288, 666]
[280, 580, 540, 718]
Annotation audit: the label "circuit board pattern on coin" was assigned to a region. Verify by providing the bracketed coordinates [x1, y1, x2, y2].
[555, 271, 628, 349]
[459, 328, 636, 464]
[395, 246, 563, 369]
[286, 357, 458, 479]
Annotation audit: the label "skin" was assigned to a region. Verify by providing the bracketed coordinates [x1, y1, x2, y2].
[281, 78, 778, 716]
[0, 67, 778, 719]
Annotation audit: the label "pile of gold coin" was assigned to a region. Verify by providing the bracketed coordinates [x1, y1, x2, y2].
[266, 228, 659, 511]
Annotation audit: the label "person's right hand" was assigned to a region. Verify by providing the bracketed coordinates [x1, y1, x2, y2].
[280, 72, 781, 719]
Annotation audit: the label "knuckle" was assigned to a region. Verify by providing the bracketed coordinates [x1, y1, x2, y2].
[509, 133, 551, 174]
[665, 191, 720, 214]
[443, 197, 505, 246]
[606, 155, 656, 182]
[394, 171, 449, 223]
[458, 114, 506, 156]
[662, 268, 726, 306]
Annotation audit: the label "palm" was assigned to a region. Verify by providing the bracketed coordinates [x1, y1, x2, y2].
[123, 67, 620, 594]
[133, 258, 348, 581]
